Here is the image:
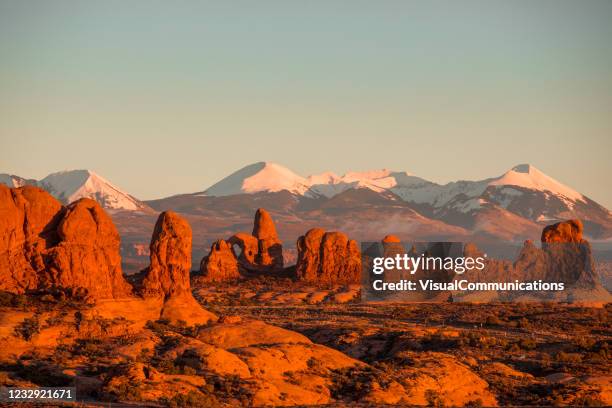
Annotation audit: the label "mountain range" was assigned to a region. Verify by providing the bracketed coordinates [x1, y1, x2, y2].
[2, 162, 611, 272]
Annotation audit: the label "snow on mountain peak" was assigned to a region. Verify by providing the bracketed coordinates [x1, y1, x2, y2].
[39, 169, 145, 211]
[0, 173, 35, 188]
[490, 164, 584, 202]
[205, 162, 309, 196]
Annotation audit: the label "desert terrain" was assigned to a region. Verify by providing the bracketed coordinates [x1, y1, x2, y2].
[0, 184, 610, 407]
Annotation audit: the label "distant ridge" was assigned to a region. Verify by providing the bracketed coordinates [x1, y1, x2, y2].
[0, 170, 149, 211]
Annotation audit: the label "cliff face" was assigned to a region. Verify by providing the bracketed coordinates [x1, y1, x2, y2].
[0, 186, 131, 299]
[45, 198, 133, 299]
[295, 228, 361, 285]
[0, 185, 63, 293]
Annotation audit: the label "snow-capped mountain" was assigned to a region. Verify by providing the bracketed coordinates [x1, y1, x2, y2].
[204, 162, 310, 196]
[0, 170, 148, 211]
[200, 162, 610, 238]
[39, 170, 147, 211]
[0, 174, 37, 188]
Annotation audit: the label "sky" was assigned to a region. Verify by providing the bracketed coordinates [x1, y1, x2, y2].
[1, 1, 611, 207]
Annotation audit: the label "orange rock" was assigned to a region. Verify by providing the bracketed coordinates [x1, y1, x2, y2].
[228, 232, 259, 268]
[252, 208, 283, 270]
[296, 228, 361, 285]
[199, 239, 240, 282]
[223, 208, 283, 274]
[541, 219, 583, 243]
[142, 211, 192, 297]
[0, 185, 63, 293]
[0, 186, 131, 299]
[382, 234, 401, 243]
[45, 198, 132, 299]
[140, 211, 216, 325]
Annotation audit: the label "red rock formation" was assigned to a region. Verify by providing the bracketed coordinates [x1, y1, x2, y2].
[381, 235, 405, 283]
[225, 208, 283, 274]
[382, 235, 401, 243]
[296, 228, 361, 285]
[540, 219, 596, 287]
[141, 211, 192, 297]
[0, 185, 63, 293]
[227, 232, 259, 270]
[199, 239, 240, 282]
[252, 208, 283, 270]
[0, 187, 131, 299]
[45, 198, 133, 299]
[541, 219, 583, 243]
[140, 211, 216, 324]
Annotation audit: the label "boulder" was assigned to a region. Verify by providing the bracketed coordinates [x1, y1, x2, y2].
[295, 228, 361, 285]
[199, 239, 240, 282]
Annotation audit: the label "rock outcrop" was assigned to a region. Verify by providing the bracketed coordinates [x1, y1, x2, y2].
[199, 239, 240, 282]
[140, 211, 216, 324]
[540, 219, 597, 287]
[227, 232, 259, 269]
[45, 198, 133, 299]
[230, 208, 283, 273]
[295, 228, 361, 285]
[541, 219, 583, 243]
[0, 185, 63, 293]
[252, 208, 283, 270]
[0, 186, 131, 299]
[203, 208, 283, 279]
[141, 211, 192, 297]
[457, 219, 610, 303]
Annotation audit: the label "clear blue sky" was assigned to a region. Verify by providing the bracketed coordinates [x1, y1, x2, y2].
[1, 1, 611, 207]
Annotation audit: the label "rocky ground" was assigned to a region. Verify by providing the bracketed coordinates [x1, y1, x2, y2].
[0, 185, 610, 407]
[0, 282, 610, 407]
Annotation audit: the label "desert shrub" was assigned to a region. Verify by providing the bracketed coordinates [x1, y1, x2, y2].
[486, 315, 502, 326]
[73, 339, 111, 359]
[425, 389, 445, 407]
[556, 351, 582, 363]
[517, 317, 531, 329]
[164, 390, 221, 408]
[465, 398, 484, 407]
[15, 362, 72, 387]
[572, 395, 606, 406]
[519, 338, 537, 350]
[105, 380, 143, 402]
[14, 315, 40, 340]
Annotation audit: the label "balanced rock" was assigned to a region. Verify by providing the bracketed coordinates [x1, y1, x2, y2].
[45, 198, 133, 299]
[296, 228, 361, 285]
[199, 239, 240, 282]
[141, 211, 216, 324]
